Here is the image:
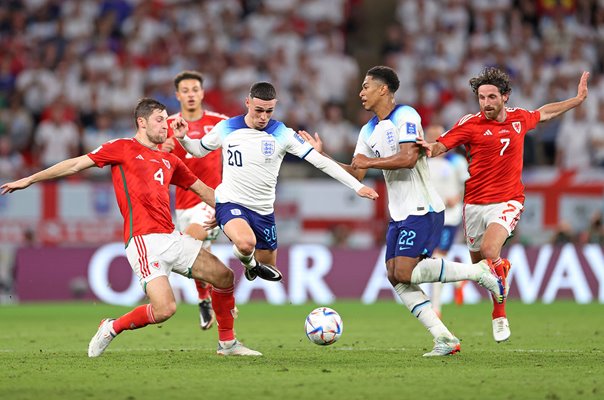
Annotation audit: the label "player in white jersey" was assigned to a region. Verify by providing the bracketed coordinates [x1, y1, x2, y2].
[300, 66, 504, 357]
[425, 124, 469, 316]
[173, 81, 379, 282]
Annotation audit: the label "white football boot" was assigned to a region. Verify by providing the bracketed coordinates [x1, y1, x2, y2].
[492, 317, 511, 342]
[88, 319, 116, 358]
[423, 335, 461, 357]
[217, 340, 262, 356]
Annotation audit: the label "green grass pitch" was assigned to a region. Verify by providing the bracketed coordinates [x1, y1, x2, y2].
[1, 301, 602, 400]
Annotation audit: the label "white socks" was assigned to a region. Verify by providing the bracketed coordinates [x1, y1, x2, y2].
[410, 257, 483, 284]
[394, 283, 453, 340]
[232, 245, 257, 268]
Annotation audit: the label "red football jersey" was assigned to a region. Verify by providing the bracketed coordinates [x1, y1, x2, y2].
[438, 108, 541, 204]
[166, 110, 227, 209]
[88, 138, 198, 244]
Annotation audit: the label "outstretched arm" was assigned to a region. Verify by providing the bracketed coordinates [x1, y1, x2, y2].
[304, 150, 378, 200]
[415, 137, 449, 158]
[298, 130, 366, 181]
[1, 155, 96, 194]
[188, 179, 215, 208]
[171, 116, 212, 157]
[538, 71, 589, 122]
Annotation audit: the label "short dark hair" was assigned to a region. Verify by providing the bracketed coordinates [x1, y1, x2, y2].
[174, 70, 204, 89]
[134, 98, 166, 128]
[249, 82, 276, 101]
[366, 66, 400, 93]
[469, 67, 512, 96]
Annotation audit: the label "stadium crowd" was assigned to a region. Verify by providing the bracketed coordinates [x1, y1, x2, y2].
[1, 0, 604, 244]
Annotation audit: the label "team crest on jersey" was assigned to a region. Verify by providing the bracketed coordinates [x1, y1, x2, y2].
[512, 121, 521, 133]
[162, 159, 171, 169]
[261, 140, 275, 156]
[151, 261, 160, 270]
[386, 129, 396, 144]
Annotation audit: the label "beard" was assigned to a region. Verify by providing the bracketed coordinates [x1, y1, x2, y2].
[148, 131, 167, 144]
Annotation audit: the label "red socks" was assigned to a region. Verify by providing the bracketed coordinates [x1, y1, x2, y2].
[211, 285, 236, 342]
[195, 280, 212, 301]
[490, 258, 507, 319]
[112, 304, 156, 335]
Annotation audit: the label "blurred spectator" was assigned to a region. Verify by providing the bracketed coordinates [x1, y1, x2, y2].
[314, 102, 358, 163]
[555, 106, 592, 170]
[0, 92, 34, 154]
[82, 112, 117, 154]
[33, 102, 80, 168]
[309, 33, 359, 104]
[0, 136, 25, 180]
[588, 100, 604, 167]
[15, 52, 60, 118]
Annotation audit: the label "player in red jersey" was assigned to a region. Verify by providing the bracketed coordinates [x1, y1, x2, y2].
[418, 67, 589, 342]
[161, 70, 228, 331]
[1, 98, 261, 357]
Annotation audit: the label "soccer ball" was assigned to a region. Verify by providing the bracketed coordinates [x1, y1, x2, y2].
[304, 307, 343, 346]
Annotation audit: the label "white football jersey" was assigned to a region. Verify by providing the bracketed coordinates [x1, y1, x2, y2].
[201, 115, 314, 215]
[427, 152, 468, 226]
[354, 105, 444, 221]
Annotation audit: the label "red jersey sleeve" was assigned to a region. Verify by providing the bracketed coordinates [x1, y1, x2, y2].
[169, 155, 198, 189]
[521, 108, 541, 131]
[87, 139, 125, 168]
[437, 113, 478, 150]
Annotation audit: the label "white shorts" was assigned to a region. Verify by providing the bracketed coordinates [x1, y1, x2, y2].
[175, 202, 220, 247]
[125, 231, 203, 289]
[463, 200, 524, 252]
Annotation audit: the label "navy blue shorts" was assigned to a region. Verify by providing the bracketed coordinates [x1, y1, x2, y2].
[437, 225, 460, 252]
[385, 211, 444, 262]
[215, 202, 278, 250]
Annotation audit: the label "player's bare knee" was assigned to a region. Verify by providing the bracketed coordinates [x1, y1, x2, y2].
[480, 244, 500, 260]
[153, 302, 177, 322]
[234, 238, 256, 255]
[393, 268, 412, 284]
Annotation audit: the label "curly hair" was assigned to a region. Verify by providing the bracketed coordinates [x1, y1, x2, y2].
[469, 67, 512, 96]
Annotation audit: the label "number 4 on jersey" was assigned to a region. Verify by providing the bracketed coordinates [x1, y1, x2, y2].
[154, 168, 164, 185]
